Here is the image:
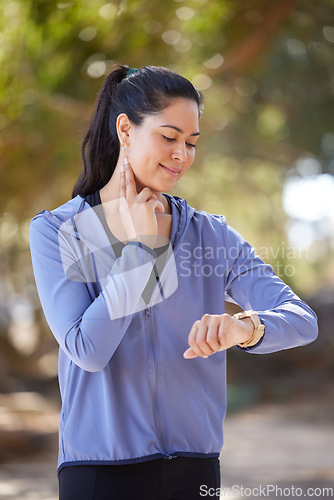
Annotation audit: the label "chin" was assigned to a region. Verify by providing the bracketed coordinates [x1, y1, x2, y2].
[138, 178, 175, 194]
[154, 180, 176, 193]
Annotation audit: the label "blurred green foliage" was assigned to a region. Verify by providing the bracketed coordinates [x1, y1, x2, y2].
[0, 0, 334, 384]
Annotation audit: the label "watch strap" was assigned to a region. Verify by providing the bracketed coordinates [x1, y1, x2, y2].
[233, 310, 265, 348]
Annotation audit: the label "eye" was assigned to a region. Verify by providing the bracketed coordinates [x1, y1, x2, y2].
[186, 142, 196, 149]
[162, 135, 175, 143]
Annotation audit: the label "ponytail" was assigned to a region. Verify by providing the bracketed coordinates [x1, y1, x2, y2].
[72, 65, 129, 197]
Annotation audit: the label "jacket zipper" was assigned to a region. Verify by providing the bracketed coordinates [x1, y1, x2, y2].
[145, 305, 174, 459]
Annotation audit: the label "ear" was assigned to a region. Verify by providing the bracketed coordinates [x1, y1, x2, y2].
[116, 113, 132, 145]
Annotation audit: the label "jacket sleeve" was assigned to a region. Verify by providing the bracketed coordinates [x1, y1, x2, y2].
[29, 214, 156, 372]
[223, 223, 318, 354]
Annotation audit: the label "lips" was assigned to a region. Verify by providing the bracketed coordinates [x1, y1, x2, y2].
[159, 164, 181, 177]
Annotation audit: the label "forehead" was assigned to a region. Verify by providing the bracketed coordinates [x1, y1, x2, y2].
[145, 98, 200, 132]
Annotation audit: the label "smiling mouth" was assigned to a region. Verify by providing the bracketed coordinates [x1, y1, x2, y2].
[159, 164, 181, 177]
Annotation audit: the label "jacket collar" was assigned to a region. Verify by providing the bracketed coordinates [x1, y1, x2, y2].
[38, 193, 195, 256]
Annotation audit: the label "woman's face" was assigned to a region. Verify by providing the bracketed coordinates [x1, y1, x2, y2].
[126, 98, 200, 194]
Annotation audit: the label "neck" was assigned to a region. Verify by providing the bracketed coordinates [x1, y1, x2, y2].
[99, 159, 171, 215]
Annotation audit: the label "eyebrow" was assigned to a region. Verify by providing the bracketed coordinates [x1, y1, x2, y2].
[159, 125, 201, 137]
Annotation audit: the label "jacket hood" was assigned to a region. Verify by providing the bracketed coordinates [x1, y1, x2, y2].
[163, 194, 195, 252]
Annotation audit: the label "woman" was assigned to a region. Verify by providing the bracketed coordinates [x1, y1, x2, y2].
[29, 65, 318, 500]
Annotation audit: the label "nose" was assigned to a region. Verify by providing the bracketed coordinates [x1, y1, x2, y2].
[171, 143, 187, 162]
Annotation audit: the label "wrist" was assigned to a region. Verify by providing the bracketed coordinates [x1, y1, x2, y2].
[128, 235, 157, 250]
[233, 310, 265, 348]
[126, 240, 157, 258]
[239, 317, 254, 343]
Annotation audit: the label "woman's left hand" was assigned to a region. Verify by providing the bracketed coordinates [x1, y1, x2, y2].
[183, 313, 254, 359]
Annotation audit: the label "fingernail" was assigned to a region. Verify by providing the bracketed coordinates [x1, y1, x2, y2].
[203, 355, 208, 359]
[124, 157, 129, 164]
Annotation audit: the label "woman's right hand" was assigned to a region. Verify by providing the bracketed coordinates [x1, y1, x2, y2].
[119, 158, 165, 248]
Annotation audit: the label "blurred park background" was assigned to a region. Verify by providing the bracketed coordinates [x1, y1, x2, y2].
[0, 0, 334, 498]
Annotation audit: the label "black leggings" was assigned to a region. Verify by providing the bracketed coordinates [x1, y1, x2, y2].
[58, 456, 220, 500]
